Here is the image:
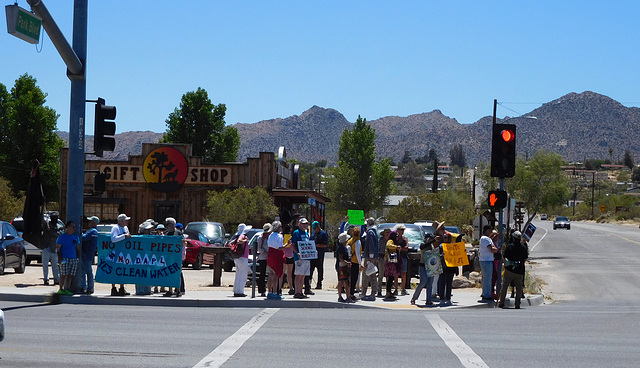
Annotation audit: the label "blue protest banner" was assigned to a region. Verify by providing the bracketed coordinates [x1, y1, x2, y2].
[95, 235, 182, 287]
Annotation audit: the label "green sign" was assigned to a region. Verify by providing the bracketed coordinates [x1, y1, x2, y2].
[5, 5, 42, 44]
[347, 210, 365, 225]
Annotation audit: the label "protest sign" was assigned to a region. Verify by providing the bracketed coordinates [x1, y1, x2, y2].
[95, 234, 182, 287]
[523, 222, 536, 241]
[347, 210, 365, 225]
[297, 240, 318, 260]
[424, 249, 442, 277]
[442, 242, 469, 267]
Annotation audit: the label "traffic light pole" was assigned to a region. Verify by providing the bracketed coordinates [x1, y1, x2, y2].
[28, 0, 88, 293]
[492, 99, 505, 250]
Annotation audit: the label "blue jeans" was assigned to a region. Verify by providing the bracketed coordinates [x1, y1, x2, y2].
[411, 265, 435, 302]
[480, 260, 493, 299]
[41, 247, 59, 282]
[80, 257, 94, 292]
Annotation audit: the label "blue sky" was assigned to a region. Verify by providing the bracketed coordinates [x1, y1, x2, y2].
[2, 1, 640, 135]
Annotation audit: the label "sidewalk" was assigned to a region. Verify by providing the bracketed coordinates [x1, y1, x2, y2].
[0, 254, 544, 310]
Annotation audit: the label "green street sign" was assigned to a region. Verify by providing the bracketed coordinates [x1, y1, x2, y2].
[5, 5, 42, 44]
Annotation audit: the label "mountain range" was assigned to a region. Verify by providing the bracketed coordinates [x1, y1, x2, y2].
[62, 91, 640, 166]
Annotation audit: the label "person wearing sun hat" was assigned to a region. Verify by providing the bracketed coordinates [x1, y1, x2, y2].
[497, 231, 528, 309]
[110, 214, 132, 296]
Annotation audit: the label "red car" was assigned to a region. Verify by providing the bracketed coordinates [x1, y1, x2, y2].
[183, 222, 228, 270]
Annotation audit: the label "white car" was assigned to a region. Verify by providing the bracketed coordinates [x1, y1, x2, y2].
[540, 214, 548, 220]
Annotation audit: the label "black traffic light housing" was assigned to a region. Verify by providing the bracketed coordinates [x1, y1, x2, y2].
[94, 97, 116, 157]
[488, 189, 508, 209]
[94, 172, 106, 193]
[491, 123, 516, 178]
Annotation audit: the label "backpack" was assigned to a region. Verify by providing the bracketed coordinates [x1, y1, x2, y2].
[230, 236, 246, 258]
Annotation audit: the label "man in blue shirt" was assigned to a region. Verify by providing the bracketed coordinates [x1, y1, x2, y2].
[81, 216, 100, 294]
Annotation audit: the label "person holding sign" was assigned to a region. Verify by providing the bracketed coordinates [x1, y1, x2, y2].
[110, 214, 132, 296]
[310, 221, 329, 290]
[347, 227, 363, 301]
[291, 218, 311, 299]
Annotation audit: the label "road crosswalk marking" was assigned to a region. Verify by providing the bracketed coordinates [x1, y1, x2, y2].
[425, 314, 490, 368]
[193, 308, 279, 368]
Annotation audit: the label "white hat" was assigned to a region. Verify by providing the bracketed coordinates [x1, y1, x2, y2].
[117, 214, 130, 221]
[299, 218, 309, 224]
[338, 232, 349, 243]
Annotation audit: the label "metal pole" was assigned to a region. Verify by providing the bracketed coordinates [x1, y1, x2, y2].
[68, 0, 87, 293]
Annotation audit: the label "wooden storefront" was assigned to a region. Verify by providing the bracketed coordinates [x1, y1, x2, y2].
[59, 143, 329, 231]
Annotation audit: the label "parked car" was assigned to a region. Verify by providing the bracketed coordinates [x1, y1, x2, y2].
[183, 222, 229, 270]
[445, 226, 461, 235]
[11, 214, 64, 265]
[0, 221, 27, 275]
[553, 216, 571, 230]
[540, 214, 548, 220]
[414, 221, 435, 237]
[96, 224, 116, 234]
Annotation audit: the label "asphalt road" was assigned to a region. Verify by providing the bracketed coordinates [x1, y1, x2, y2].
[2, 220, 640, 367]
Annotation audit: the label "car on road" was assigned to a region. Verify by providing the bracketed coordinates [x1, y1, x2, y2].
[96, 224, 116, 234]
[445, 226, 461, 235]
[414, 221, 435, 237]
[553, 216, 571, 230]
[0, 221, 27, 275]
[540, 214, 548, 220]
[183, 222, 229, 270]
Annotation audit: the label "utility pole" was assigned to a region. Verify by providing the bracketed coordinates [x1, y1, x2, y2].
[27, 0, 87, 292]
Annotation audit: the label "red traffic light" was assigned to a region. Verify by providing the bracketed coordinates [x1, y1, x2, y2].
[501, 129, 515, 142]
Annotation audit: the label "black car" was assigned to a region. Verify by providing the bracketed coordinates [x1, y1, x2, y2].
[553, 216, 571, 230]
[0, 221, 27, 275]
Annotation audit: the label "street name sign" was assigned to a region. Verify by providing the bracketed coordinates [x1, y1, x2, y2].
[5, 5, 42, 44]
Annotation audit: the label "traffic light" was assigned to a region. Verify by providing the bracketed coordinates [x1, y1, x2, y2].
[488, 189, 508, 209]
[94, 172, 106, 193]
[490, 123, 516, 178]
[94, 97, 116, 157]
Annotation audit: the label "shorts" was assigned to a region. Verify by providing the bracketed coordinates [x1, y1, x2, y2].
[400, 254, 408, 273]
[338, 265, 350, 281]
[294, 259, 310, 276]
[285, 257, 294, 265]
[60, 258, 79, 276]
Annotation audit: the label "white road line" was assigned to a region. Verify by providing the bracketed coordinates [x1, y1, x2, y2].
[193, 308, 279, 368]
[425, 314, 490, 368]
[530, 226, 548, 252]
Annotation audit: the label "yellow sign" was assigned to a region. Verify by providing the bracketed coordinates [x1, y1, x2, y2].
[600, 205, 607, 213]
[442, 242, 469, 267]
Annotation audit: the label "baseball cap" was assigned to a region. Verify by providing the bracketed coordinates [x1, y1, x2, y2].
[299, 218, 309, 224]
[117, 214, 131, 221]
[87, 216, 100, 223]
[311, 221, 319, 229]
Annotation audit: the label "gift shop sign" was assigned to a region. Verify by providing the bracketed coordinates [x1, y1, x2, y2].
[99, 147, 231, 192]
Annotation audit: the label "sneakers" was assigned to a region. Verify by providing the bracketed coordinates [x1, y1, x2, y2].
[44, 280, 50, 286]
[305, 289, 315, 295]
[58, 290, 72, 295]
[267, 293, 282, 300]
[288, 288, 295, 295]
[163, 291, 174, 297]
[111, 287, 119, 296]
[401, 289, 408, 296]
[425, 301, 434, 306]
[293, 293, 308, 299]
[233, 293, 247, 297]
[362, 296, 376, 302]
[315, 283, 322, 290]
[338, 297, 347, 303]
[119, 287, 130, 296]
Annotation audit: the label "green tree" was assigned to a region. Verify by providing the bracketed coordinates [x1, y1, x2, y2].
[386, 191, 474, 228]
[632, 167, 640, 182]
[162, 87, 240, 163]
[0, 176, 25, 221]
[0, 74, 63, 200]
[623, 150, 634, 169]
[206, 187, 279, 229]
[398, 161, 426, 194]
[324, 116, 394, 214]
[449, 144, 466, 174]
[508, 150, 569, 216]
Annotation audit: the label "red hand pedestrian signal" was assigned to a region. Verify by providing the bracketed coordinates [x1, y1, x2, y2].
[488, 190, 507, 209]
[489, 192, 498, 206]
